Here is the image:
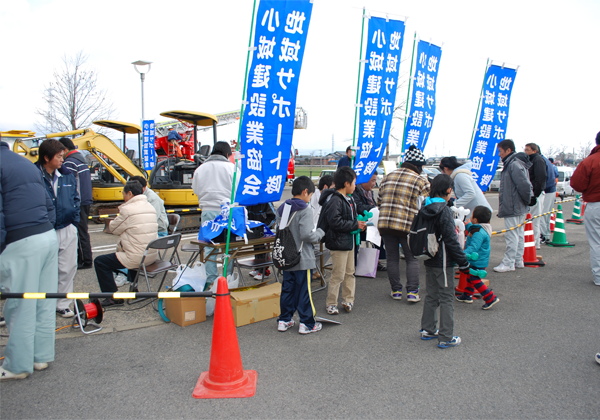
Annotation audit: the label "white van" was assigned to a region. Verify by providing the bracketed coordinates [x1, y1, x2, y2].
[489, 169, 502, 192]
[555, 166, 575, 198]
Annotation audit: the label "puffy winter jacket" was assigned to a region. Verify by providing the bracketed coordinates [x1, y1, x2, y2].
[36, 162, 80, 230]
[318, 189, 358, 251]
[108, 194, 159, 269]
[63, 150, 93, 206]
[450, 161, 492, 212]
[528, 152, 547, 198]
[464, 222, 492, 269]
[541, 155, 556, 193]
[570, 145, 600, 202]
[498, 152, 533, 218]
[419, 201, 470, 270]
[1, 142, 55, 253]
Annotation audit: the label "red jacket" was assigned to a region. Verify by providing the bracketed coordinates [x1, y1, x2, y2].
[570, 145, 600, 202]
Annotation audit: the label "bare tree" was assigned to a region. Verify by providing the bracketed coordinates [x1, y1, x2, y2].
[577, 141, 594, 161]
[35, 51, 116, 134]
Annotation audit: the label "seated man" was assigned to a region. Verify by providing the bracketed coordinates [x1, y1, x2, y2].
[130, 176, 169, 237]
[94, 181, 159, 307]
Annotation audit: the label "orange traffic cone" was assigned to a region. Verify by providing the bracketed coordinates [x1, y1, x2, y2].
[523, 213, 545, 267]
[193, 276, 257, 399]
[550, 212, 555, 233]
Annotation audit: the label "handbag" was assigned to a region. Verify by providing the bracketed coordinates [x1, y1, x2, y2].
[355, 246, 380, 278]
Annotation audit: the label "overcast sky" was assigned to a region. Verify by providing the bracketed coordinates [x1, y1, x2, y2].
[1, 0, 599, 158]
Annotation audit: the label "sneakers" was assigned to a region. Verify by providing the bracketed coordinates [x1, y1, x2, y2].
[0, 316, 5, 327]
[100, 298, 124, 307]
[407, 292, 421, 303]
[540, 237, 548, 244]
[114, 273, 130, 287]
[482, 297, 500, 310]
[56, 308, 74, 318]
[299, 322, 322, 334]
[249, 269, 259, 277]
[515, 261, 525, 269]
[456, 293, 473, 303]
[0, 366, 28, 381]
[535, 244, 541, 250]
[33, 363, 48, 371]
[377, 263, 387, 271]
[419, 329, 439, 340]
[390, 290, 402, 300]
[277, 319, 295, 332]
[493, 263, 515, 272]
[595, 353, 600, 366]
[341, 302, 353, 312]
[254, 268, 271, 280]
[438, 336, 462, 349]
[326, 305, 339, 315]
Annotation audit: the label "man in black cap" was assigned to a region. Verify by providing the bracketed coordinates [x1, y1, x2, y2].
[59, 137, 93, 269]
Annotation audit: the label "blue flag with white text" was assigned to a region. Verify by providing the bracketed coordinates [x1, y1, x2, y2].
[234, 0, 313, 205]
[354, 17, 405, 185]
[468, 65, 517, 191]
[403, 41, 442, 153]
[142, 120, 156, 171]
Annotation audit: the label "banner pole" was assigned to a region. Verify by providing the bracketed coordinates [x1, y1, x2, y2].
[223, 0, 258, 276]
[350, 7, 367, 168]
[400, 32, 417, 156]
[467, 57, 490, 156]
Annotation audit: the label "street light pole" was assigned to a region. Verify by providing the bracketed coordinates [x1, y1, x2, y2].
[132, 60, 152, 162]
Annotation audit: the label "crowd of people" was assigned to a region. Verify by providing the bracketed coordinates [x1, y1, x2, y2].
[1, 132, 599, 379]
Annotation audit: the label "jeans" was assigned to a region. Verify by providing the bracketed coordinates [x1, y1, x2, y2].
[584, 202, 600, 285]
[530, 192, 545, 247]
[0, 230, 58, 374]
[541, 193, 556, 241]
[381, 233, 419, 292]
[279, 269, 315, 328]
[501, 214, 526, 266]
[421, 266, 455, 342]
[94, 253, 137, 293]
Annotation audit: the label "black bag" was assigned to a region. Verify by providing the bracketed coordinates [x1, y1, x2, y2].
[407, 210, 442, 260]
[272, 212, 303, 270]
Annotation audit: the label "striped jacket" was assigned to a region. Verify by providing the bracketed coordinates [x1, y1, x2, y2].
[377, 166, 430, 234]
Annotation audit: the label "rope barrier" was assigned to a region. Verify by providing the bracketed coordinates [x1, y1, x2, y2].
[0, 291, 217, 300]
[88, 207, 202, 219]
[490, 197, 577, 235]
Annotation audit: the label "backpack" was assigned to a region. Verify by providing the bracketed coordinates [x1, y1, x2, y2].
[272, 212, 303, 270]
[407, 210, 442, 260]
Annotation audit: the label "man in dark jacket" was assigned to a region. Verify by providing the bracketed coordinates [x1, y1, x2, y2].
[336, 146, 353, 168]
[0, 141, 59, 380]
[525, 143, 548, 249]
[494, 140, 533, 273]
[59, 138, 93, 269]
[419, 174, 472, 349]
[570, 131, 600, 286]
[35, 140, 80, 318]
[540, 152, 557, 244]
[318, 167, 365, 315]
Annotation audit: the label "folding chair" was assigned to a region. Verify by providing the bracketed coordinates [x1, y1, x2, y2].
[128, 233, 182, 310]
[167, 214, 180, 235]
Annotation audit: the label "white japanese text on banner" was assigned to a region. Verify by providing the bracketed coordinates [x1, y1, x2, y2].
[403, 41, 441, 153]
[142, 120, 156, 171]
[354, 17, 405, 184]
[234, 0, 313, 205]
[469, 65, 517, 191]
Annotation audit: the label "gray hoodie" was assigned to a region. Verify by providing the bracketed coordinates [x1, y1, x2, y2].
[497, 152, 533, 218]
[450, 161, 492, 212]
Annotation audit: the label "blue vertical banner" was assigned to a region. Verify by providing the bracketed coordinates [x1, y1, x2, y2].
[142, 120, 156, 170]
[402, 40, 442, 153]
[354, 17, 405, 185]
[234, 0, 313, 205]
[468, 65, 517, 191]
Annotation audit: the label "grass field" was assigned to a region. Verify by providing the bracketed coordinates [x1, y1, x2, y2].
[294, 165, 337, 178]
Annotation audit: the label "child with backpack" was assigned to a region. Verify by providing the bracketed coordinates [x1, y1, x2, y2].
[456, 206, 500, 309]
[412, 174, 471, 348]
[275, 176, 325, 334]
[318, 167, 367, 315]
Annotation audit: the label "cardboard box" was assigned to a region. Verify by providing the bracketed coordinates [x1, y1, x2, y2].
[230, 282, 281, 327]
[165, 297, 206, 327]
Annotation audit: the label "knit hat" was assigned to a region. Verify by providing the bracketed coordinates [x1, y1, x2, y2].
[404, 145, 426, 166]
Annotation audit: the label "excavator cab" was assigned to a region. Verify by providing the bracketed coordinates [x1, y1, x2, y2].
[149, 110, 218, 206]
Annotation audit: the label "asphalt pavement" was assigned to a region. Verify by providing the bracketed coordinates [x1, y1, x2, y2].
[1, 194, 599, 419]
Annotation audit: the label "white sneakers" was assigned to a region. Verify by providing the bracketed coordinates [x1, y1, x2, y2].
[277, 319, 295, 332]
[299, 322, 322, 334]
[114, 273, 130, 287]
[0, 366, 28, 381]
[493, 263, 515, 273]
[515, 261, 525, 269]
[34, 363, 48, 371]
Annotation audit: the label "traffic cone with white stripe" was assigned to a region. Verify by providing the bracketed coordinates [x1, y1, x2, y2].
[550, 212, 555, 233]
[567, 195, 584, 224]
[547, 205, 575, 248]
[523, 213, 545, 267]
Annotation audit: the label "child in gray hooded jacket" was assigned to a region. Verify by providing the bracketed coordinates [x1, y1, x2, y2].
[276, 176, 325, 334]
